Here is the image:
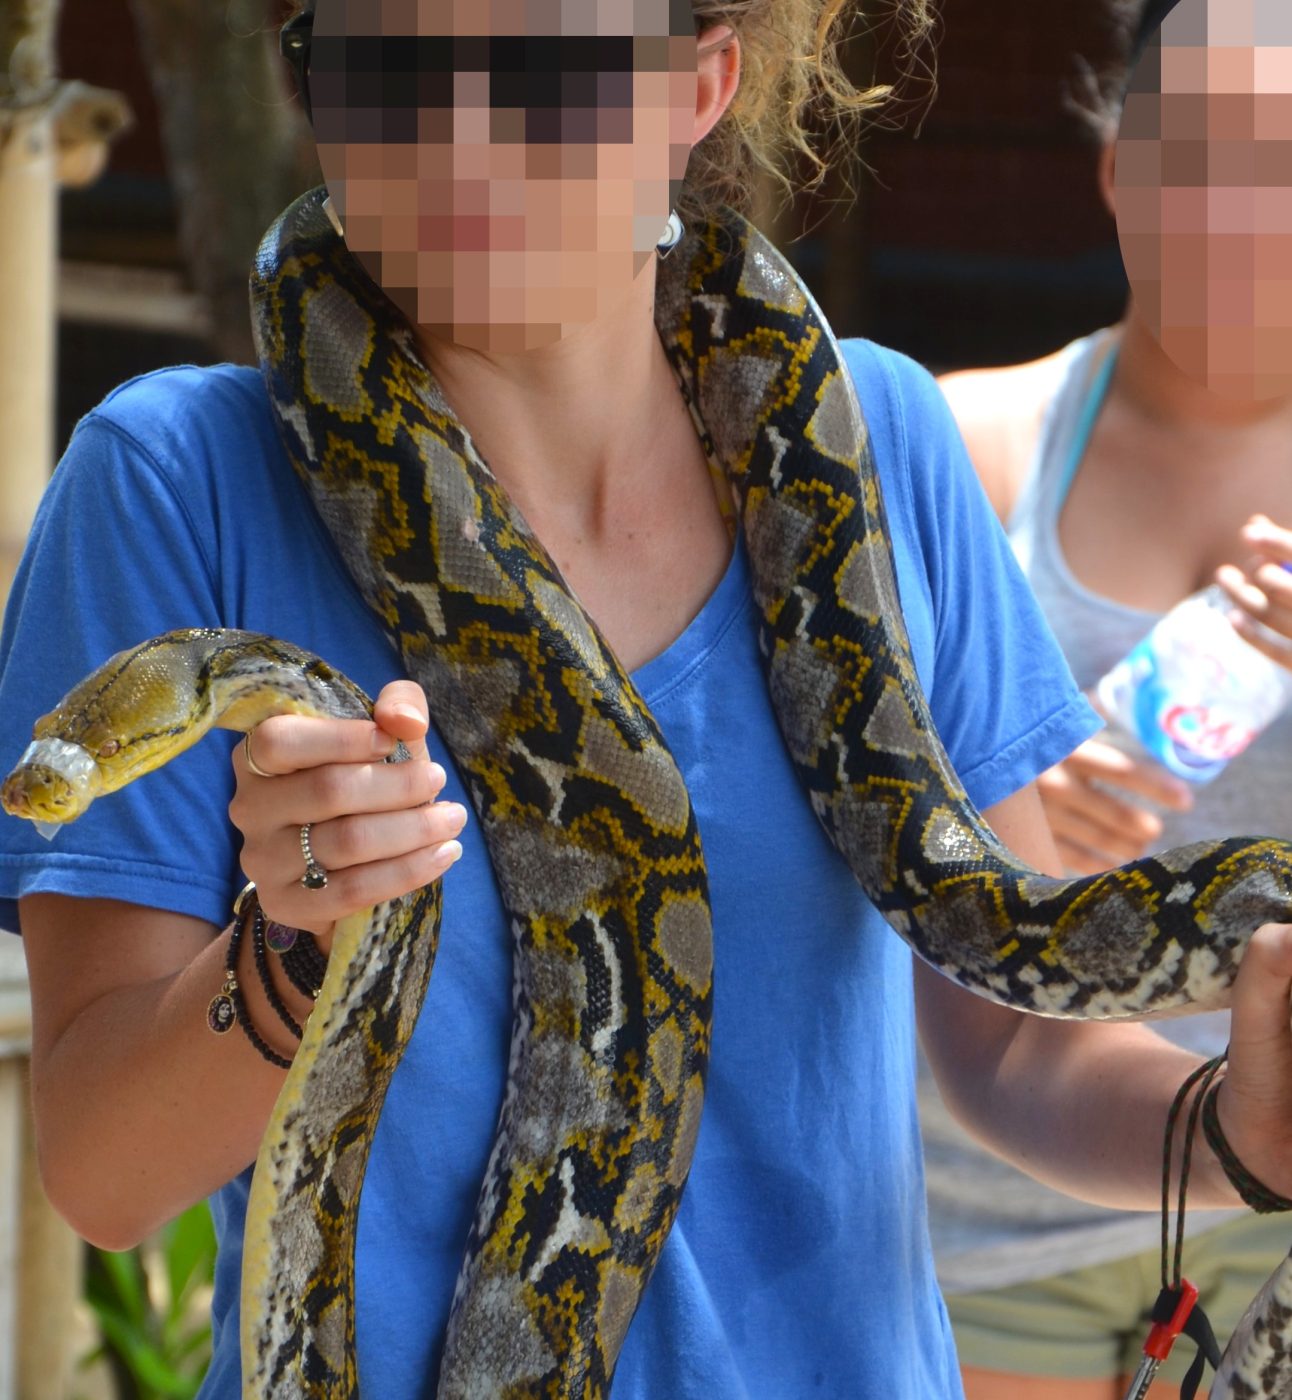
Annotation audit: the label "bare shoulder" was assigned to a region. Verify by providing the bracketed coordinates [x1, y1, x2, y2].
[936, 349, 1071, 523]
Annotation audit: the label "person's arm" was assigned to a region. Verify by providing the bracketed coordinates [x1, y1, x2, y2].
[918, 780, 1292, 1210]
[934, 360, 1056, 526]
[22, 682, 464, 1252]
[938, 356, 1196, 876]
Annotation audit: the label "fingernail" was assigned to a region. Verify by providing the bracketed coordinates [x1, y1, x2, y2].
[440, 839, 463, 865]
[394, 703, 423, 724]
[372, 730, 396, 755]
[446, 803, 468, 834]
[428, 762, 447, 787]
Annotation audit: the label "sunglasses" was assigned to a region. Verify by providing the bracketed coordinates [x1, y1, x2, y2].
[281, 11, 653, 127]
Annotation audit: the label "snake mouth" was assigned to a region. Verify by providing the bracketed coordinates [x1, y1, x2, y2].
[1, 739, 101, 831]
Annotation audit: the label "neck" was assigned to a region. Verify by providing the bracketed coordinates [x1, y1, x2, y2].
[415, 257, 681, 536]
[1114, 301, 1292, 431]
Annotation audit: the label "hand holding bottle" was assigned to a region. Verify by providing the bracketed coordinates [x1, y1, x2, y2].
[1093, 516, 1292, 786]
[1215, 514, 1292, 669]
[1036, 736, 1194, 875]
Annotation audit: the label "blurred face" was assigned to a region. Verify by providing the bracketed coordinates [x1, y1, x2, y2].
[310, 0, 699, 352]
[1115, 0, 1292, 399]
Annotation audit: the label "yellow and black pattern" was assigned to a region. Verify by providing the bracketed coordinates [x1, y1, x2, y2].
[248, 190, 1292, 1396]
[252, 190, 714, 1399]
[7, 189, 1292, 1398]
[0, 629, 441, 1394]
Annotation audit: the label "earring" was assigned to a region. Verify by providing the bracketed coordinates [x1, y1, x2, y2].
[322, 195, 345, 240]
[656, 210, 685, 258]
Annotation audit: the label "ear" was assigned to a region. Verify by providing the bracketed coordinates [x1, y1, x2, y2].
[1097, 133, 1117, 220]
[694, 25, 741, 147]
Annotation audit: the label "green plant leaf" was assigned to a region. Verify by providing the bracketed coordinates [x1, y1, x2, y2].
[94, 1309, 199, 1399]
[161, 1202, 216, 1327]
[90, 1246, 151, 1329]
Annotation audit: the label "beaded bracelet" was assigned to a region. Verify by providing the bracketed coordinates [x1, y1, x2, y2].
[234, 880, 327, 999]
[1201, 1078, 1292, 1214]
[251, 906, 304, 1042]
[280, 933, 328, 1002]
[207, 910, 293, 1070]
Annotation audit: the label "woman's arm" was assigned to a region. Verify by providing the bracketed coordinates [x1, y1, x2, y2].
[935, 359, 1059, 525]
[918, 781, 1292, 1211]
[21, 682, 464, 1251]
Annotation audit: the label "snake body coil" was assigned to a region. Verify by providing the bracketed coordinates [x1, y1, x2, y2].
[5, 191, 1292, 1397]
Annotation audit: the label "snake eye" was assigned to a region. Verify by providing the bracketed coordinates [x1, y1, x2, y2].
[98, 739, 121, 758]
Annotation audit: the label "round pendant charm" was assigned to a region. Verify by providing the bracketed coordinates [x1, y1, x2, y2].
[207, 991, 236, 1034]
[301, 865, 328, 891]
[265, 920, 299, 953]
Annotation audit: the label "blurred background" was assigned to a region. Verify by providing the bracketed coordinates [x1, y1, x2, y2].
[0, 0, 1128, 1395]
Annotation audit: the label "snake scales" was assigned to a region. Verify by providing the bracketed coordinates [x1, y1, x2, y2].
[5, 188, 1292, 1398]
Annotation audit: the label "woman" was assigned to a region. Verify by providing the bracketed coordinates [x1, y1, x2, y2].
[3, 2, 1292, 1396]
[930, 1, 1292, 1396]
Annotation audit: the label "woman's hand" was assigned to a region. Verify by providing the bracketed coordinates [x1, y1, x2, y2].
[1213, 921, 1292, 1202]
[1035, 736, 1193, 875]
[1215, 513, 1292, 667]
[229, 679, 466, 954]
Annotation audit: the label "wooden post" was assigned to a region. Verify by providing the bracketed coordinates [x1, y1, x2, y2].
[0, 0, 59, 604]
[0, 5, 131, 1397]
[0, 9, 65, 1387]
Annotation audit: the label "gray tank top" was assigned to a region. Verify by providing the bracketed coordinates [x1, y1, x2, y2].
[922, 328, 1292, 1292]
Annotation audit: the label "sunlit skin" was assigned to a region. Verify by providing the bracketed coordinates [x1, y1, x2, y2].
[1116, 0, 1292, 400]
[311, 0, 698, 353]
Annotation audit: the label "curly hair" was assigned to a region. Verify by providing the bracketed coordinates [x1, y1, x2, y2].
[281, 1, 935, 221]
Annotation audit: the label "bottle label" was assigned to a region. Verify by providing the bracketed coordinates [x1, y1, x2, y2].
[1096, 594, 1287, 784]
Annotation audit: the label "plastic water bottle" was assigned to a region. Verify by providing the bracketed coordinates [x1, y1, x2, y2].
[1094, 584, 1292, 784]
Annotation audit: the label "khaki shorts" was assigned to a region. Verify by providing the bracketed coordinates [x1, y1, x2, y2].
[947, 1214, 1290, 1384]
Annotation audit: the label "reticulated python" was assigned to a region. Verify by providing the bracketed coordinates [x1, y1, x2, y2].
[5, 188, 1292, 1399]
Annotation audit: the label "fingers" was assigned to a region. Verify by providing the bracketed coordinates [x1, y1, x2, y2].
[253, 825, 465, 941]
[1036, 743, 1185, 873]
[373, 681, 432, 763]
[227, 681, 457, 944]
[1044, 799, 1156, 872]
[238, 714, 397, 779]
[291, 801, 468, 877]
[1241, 513, 1292, 566]
[1215, 515, 1292, 661]
[233, 740, 447, 828]
[1214, 922, 1292, 1196]
[1215, 562, 1292, 651]
[1063, 739, 1194, 812]
[1229, 922, 1292, 1061]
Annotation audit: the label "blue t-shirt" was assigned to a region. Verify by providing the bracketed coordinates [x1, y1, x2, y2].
[0, 340, 1098, 1398]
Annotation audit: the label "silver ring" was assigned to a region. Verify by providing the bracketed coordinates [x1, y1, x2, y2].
[299, 822, 328, 890]
[244, 730, 274, 780]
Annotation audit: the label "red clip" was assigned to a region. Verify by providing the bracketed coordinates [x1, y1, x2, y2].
[1143, 1280, 1199, 1362]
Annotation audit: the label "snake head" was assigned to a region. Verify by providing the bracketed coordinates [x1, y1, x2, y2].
[1, 735, 104, 834]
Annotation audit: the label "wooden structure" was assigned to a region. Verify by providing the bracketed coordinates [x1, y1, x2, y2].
[0, 2, 129, 1396]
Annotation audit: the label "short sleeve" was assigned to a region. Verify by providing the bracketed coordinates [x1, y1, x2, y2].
[0, 407, 241, 935]
[841, 339, 1102, 813]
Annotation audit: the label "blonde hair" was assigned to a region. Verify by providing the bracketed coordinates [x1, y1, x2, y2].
[684, 0, 933, 219]
[283, 1, 935, 219]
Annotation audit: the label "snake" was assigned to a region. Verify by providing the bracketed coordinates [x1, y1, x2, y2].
[5, 186, 1292, 1399]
